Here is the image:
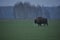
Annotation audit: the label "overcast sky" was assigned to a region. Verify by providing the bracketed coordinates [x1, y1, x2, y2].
[0, 0, 60, 7]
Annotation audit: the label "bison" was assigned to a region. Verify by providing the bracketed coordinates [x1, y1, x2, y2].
[34, 17, 48, 26]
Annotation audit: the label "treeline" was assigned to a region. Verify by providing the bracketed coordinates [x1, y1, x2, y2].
[14, 2, 60, 19]
[14, 2, 44, 19]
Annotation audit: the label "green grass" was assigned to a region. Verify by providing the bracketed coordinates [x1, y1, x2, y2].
[0, 20, 60, 40]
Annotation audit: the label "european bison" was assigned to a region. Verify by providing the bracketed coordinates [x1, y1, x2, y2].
[34, 17, 48, 26]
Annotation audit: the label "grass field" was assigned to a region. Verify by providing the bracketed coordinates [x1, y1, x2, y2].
[0, 19, 60, 40]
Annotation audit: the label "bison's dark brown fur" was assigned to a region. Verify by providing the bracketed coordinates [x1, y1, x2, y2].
[34, 17, 48, 26]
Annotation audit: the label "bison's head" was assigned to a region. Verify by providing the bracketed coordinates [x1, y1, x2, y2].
[34, 19, 37, 24]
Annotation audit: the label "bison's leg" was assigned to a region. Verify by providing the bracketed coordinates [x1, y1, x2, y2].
[47, 23, 48, 26]
[46, 20, 48, 26]
[38, 24, 40, 27]
[39, 24, 41, 26]
[45, 21, 48, 26]
[44, 23, 45, 26]
[38, 24, 41, 27]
